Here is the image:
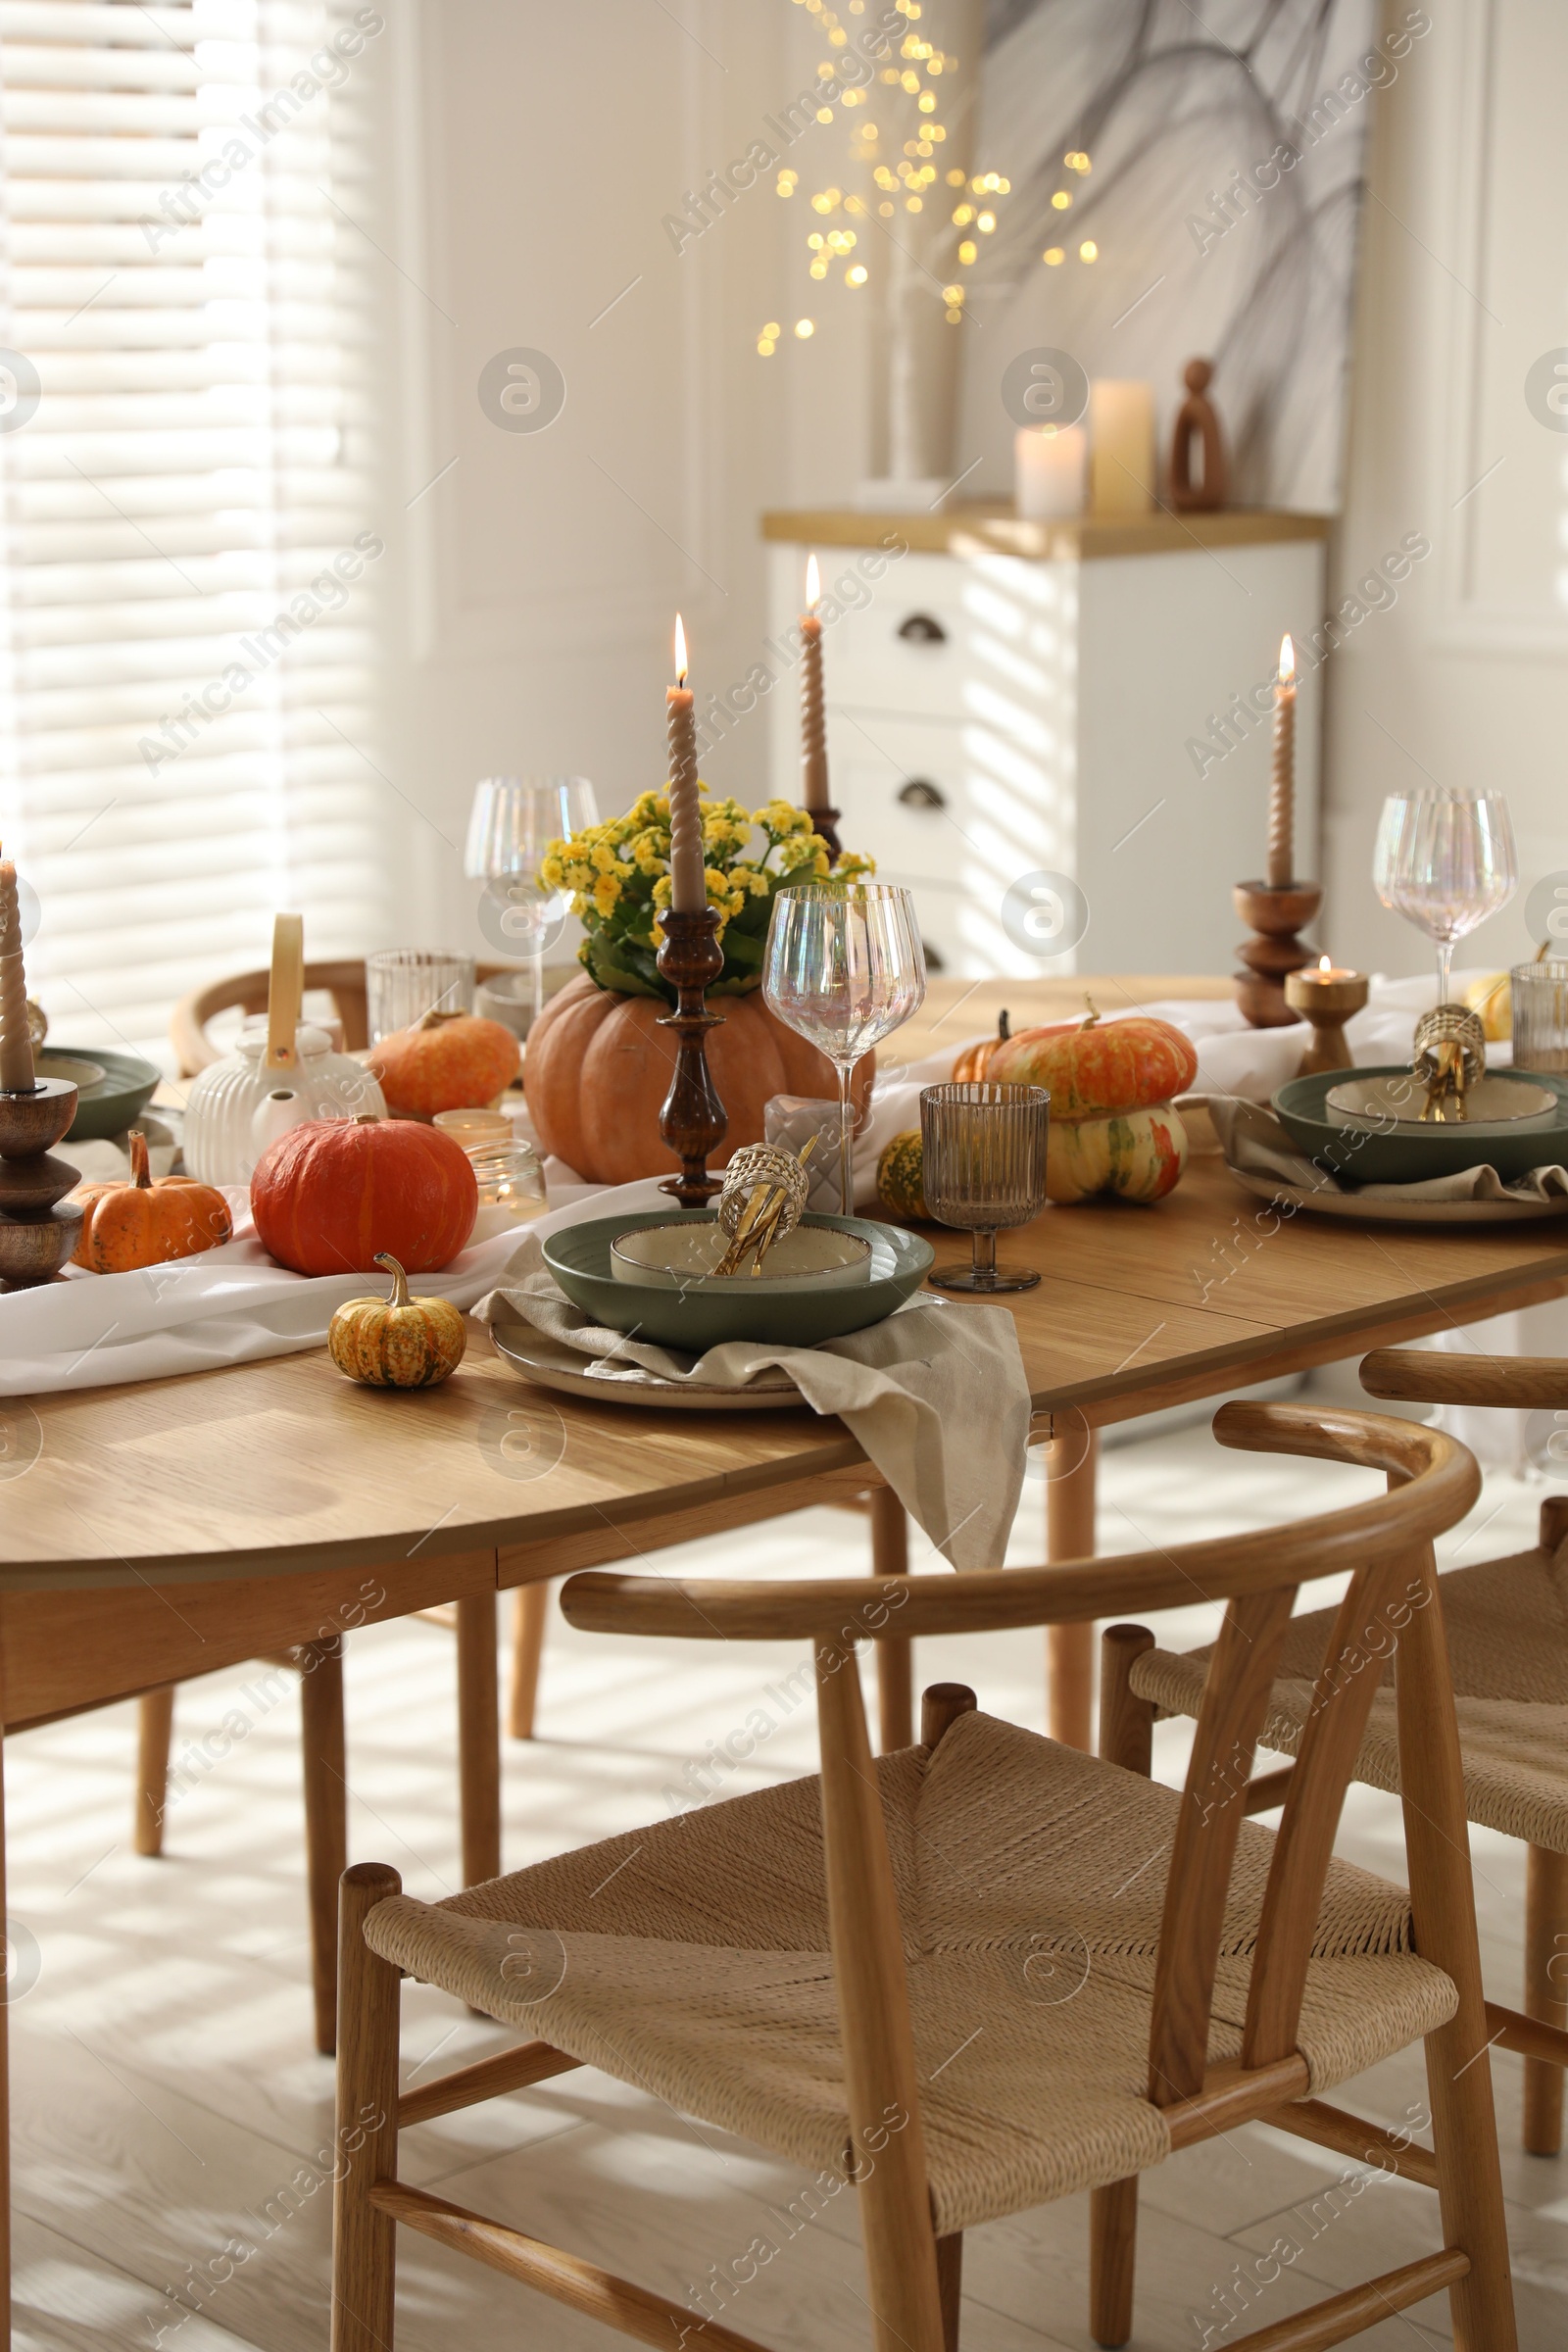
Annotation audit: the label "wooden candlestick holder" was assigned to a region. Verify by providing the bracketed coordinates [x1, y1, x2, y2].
[808, 807, 843, 861]
[0, 1076, 82, 1287]
[1233, 880, 1322, 1029]
[655, 906, 727, 1206]
[1283, 967, 1369, 1075]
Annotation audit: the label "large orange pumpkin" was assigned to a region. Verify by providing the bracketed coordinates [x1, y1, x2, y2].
[523, 974, 876, 1184]
[990, 1002, 1198, 1121]
[72, 1130, 232, 1272]
[368, 1011, 520, 1118]
[251, 1116, 477, 1276]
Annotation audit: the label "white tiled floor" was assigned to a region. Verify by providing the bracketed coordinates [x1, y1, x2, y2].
[6, 1406, 1566, 2350]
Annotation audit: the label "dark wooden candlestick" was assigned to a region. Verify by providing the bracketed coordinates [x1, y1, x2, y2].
[656, 906, 727, 1205]
[0, 1075, 82, 1287]
[1233, 880, 1321, 1029]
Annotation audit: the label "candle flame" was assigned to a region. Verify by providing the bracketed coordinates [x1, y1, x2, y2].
[805, 552, 819, 608]
[1279, 633, 1296, 685]
[673, 612, 687, 687]
[1319, 954, 1331, 973]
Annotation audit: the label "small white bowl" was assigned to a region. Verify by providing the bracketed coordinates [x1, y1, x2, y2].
[611, 1220, 872, 1293]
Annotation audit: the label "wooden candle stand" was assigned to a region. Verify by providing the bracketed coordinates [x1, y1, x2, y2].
[655, 906, 727, 1206]
[1284, 966, 1369, 1075]
[809, 807, 843, 862]
[0, 1076, 82, 1287]
[1233, 881, 1321, 1029]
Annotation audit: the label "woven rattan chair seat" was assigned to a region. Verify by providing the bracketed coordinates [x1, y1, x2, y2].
[366, 1711, 1455, 2234]
[1131, 1545, 1568, 1854]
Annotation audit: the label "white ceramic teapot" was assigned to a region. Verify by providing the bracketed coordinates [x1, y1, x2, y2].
[183, 915, 386, 1185]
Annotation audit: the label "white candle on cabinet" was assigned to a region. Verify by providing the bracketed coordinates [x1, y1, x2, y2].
[1089, 381, 1156, 515]
[1014, 423, 1087, 519]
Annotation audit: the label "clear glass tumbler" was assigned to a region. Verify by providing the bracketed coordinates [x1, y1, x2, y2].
[1511, 960, 1568, 1073]
[366, 950, 475, 1041]
[920, 1081, 1050, 1295]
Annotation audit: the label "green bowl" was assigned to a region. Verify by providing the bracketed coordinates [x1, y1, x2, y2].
[543, 1211, 934, 1348]
[37, 1047, 162, 1142]
[1272, 1064, 1568, 1184]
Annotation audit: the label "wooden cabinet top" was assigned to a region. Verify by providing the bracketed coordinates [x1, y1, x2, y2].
[760, 505, 1333, 562]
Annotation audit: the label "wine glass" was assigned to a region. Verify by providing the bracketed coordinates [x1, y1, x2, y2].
[762, 881, 927, 1214]
[465, 776, 601, 1030]
[1372, 789, 1517, 1006]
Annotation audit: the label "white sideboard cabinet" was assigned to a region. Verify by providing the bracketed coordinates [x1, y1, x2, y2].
[764, 507, 1330, 981]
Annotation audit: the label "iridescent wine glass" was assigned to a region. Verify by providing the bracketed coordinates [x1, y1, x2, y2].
[1371, 788, 1517, 1007]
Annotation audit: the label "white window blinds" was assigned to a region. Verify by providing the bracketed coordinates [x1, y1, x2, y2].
[0, 0, 389, 1065]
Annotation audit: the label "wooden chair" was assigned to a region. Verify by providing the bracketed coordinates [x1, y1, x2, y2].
[170, 957, 513, 1077]
[1127, 1345, 1568, 2162]
[328, 1400, 1517, 2352]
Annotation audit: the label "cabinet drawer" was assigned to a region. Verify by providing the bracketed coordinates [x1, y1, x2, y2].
[820, 552, 968, 717]
[828, 710, 972, 887]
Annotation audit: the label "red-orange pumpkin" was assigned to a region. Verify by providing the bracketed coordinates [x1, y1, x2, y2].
[368, 1012, 520, 1119]
[523, 974, 876, 1185]
[990, 1002, 1198, 1121]
[251, 1116, 478, 1276]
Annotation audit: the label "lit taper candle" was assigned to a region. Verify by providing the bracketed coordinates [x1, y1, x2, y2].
[1266, 633, 1297, 889]
[800, 552, 829, 814]
[0, 844, 36, 1094]
[665, 613, 706, 914]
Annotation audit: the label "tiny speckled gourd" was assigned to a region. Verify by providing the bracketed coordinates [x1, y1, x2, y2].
[327, 1252, 467, 1388]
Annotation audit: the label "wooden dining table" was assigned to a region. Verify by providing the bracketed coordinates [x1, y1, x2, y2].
[3, 969, 1568, 2342]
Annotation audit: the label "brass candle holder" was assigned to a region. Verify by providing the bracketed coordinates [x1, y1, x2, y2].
[1284, 965, 1368, 1076]
[0, 1076, 83, 1288]
[655, 906, 726, 1207]
[1233, 880, 1321, 1029]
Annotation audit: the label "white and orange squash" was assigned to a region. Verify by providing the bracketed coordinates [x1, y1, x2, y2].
[991, 1000, 1197, 1205]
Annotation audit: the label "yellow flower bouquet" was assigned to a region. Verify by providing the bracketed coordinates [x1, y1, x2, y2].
[540, 789, 873, 1004]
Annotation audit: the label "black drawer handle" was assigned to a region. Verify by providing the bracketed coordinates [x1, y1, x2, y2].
[896, 612, 947, 644]
[897, 777, 947, 810]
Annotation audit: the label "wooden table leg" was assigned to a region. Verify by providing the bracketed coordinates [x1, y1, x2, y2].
[455, 1594, 502, 1886]
[507, 1582, 549, 1741]
[1046, 1425, 1099, 1751]
[0, 1619, 11, 2350]
[299, 1639, 347, 2057]
[870, 1487, 913, 1752]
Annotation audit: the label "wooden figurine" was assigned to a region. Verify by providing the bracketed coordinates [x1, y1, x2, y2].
[1169, 358, 1228, 514]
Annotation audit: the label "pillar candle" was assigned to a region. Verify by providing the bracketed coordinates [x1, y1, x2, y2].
[800, 552, 829, 814]
[0, 848, 35, 1094]
[1267, 634, 1297, 890]
[1088, 380, 1156, 515]
[1014, 423, 1087, 519]
[665, 613, 706, 914]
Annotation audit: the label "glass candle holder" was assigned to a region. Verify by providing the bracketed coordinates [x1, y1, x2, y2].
[466, 1140, 548, 1236]
[1511, 959, 1568, 1072]
[919, 1081, 1050, 1295]
[366, 950, 474, 1042]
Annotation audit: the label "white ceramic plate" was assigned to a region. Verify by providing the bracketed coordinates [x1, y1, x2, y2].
[1227, 1166, 1568, 1224]
[1324, 1073, 1558, 1129]
[489, 1318, 809, 1410]
[610, 1219, 872, 1292]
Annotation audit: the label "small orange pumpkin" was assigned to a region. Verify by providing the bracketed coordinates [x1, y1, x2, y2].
[952, 1008, 1011, 1082]
[327, 1252, 467, 1388]
[369, 1011, 520, 1119]
[72, 1130, 232, 1272]
[990, 999, 1199, 1120]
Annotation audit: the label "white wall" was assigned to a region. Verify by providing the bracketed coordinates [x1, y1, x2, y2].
[1324, 0, 1568, 981]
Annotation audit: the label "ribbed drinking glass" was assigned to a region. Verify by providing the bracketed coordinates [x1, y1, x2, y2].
[920, 1081, 1050, 1294]
[1371, 789, 1517, 1006]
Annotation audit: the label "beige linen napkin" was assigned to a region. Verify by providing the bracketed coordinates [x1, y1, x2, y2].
[1204, 1095, 1568, 1202]
[475, 1231, 1030, 1571]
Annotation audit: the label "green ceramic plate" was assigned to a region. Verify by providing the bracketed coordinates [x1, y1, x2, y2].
[1272, 1064, 1568, 1184]
[37, 1047, 161, 1142]
[543, 1211, 934, 1348]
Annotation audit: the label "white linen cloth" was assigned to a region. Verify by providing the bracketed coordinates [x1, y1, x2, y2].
[474, 1211, 1030, 1572]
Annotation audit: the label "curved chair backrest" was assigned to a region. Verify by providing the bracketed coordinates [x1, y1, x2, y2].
[1362, 1346, 1568, 1411]
[170, 958, 513, 1076]
[562, 1400, 1484, 2340]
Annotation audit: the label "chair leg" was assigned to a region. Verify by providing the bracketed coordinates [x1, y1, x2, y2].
[299, 1639, 347, 2057]
[871, 1487, 913, 1751]
[506, 1581, 550, 1740]
[332, 1863, 402, 2352]
[134, 1687, 175, 1857]
[1524, 1841, 1568, 2156]
[1089, 1627, 1152, 2345]
[1088, 2178, 1138, 2348]
[456, 1593, 502, 1886]
[1046, 1427, 1099, 1749]
[935, 2231, 961, 2351]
